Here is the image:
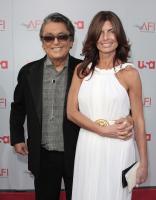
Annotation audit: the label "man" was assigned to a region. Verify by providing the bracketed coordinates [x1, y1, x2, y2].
[10, 13, 133, 200]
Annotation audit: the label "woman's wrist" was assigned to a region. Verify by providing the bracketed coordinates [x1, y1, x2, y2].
[139, 159, 148, 167]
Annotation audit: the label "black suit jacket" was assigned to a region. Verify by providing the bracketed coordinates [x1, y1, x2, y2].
[10, 55, 81, 177]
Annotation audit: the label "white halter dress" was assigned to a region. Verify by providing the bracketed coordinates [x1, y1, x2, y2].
[72, 63, 136, 200]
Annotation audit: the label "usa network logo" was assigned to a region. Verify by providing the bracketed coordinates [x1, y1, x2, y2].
[137, 60, 155, 69]
[0, 135, 10, 144]
[0, 60, 8, 69]
[146, 133, 151, 141]
[135, 22, 156, 33]
[74, 20, 84, 29]
[0, 19, 6, 31]
[21, 19, 42, 31]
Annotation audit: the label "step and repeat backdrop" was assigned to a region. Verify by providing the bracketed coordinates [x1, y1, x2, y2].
[0, 0, 155, 190]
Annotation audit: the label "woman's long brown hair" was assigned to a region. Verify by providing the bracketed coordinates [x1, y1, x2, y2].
[77, 11, 131, 78]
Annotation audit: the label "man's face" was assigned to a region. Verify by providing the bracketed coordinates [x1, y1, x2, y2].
[41, 22, 73, 63]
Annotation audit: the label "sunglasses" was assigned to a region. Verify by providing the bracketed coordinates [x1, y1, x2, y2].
[41, 34, 71, 43]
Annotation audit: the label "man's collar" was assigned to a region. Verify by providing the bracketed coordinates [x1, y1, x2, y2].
[45, 55, 69, 69]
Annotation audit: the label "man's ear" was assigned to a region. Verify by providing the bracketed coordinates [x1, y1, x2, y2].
[70, 41, 74, 49]
[42, 43, 45, 51]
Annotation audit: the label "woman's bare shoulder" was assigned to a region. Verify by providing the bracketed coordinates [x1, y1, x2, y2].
[123, 65, 141, 89]
[124, 65, 140, 78]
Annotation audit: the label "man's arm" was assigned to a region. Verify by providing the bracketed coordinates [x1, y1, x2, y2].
[10, 68, 26, 147]
[115, 115, 133, 140]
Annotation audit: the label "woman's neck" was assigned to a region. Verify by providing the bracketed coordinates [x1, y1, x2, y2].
[97, 53, 121, 69]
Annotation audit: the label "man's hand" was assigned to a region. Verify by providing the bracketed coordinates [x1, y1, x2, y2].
[14, 143, 28, 155]
[115, 116, 133, 140]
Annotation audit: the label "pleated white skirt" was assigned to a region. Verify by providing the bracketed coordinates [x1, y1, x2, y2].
[72, 129, 135, 200]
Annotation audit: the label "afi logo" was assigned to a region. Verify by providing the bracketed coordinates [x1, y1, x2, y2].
[0, 20, 6, 31]
[0, 60, 8, 69]
[143, 97, 152, 107]
[74, 21, 84, 29]
[138, 60, 155, 69]
[0, 169, 9, 177]
[146, 133, 151, 141]
[136, 22, 156, 32]
[0, 98, 6, 108]
[22, 20, 42, 31]
[0, 136, 10, 144]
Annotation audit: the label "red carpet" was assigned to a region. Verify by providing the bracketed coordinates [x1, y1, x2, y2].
[0, 188, 156, 200]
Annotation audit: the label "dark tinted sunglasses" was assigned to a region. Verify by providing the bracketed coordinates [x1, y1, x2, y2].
[41, 34, 71, 43]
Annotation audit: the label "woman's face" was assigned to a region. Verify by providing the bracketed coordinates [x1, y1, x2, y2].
[96, 20, 118, 55]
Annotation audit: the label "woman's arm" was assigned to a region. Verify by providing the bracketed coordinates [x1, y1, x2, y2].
[126, 67, 148, 184]
[67, 66, 133, 140]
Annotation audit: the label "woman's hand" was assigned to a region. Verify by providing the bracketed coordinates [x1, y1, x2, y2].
[136, 163, 148, 185]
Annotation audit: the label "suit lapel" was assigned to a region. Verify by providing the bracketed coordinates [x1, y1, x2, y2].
[66, 55, 81, 92]
[27, 57, 45, 125]
[65, 55, 77, 100]
[63, 55, 81, 116]
[27, 55, 81, 124]
[66, 56, 74, 91]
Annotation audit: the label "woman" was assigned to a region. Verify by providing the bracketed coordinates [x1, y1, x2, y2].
[67, 11, 148, 200]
